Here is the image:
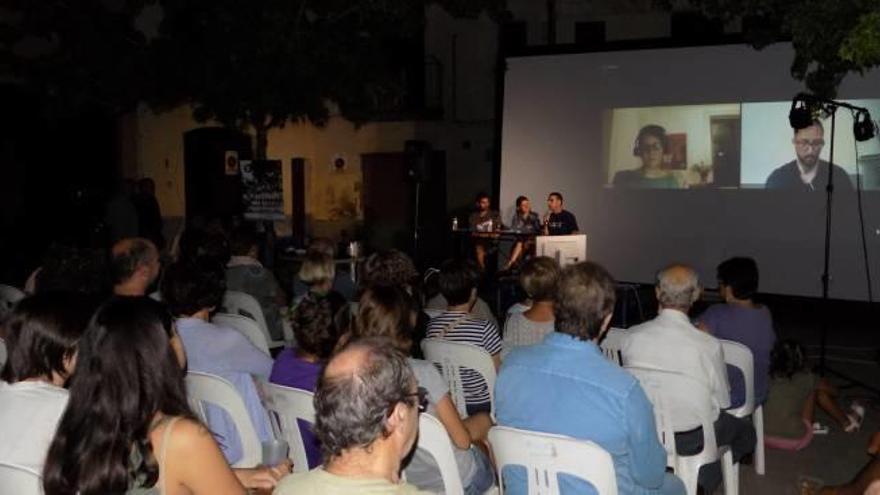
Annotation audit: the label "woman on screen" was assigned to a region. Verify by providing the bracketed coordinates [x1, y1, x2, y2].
[613, 124, 682, 188]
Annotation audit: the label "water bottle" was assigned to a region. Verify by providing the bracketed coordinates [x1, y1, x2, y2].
[452, 217, 458, 231]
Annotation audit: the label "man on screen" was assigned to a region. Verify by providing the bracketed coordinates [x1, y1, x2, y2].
[765, 120, 853, 191]
[543, 192, 579, 236]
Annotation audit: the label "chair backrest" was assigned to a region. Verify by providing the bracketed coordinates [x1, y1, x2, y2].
[412, 413, 465, 495]
[489, 426, 618, 495]
[0, 284, 25, 317]
[222, 290, 277, 348]
[626, 366, 719, 463]
[420, 338, 496, 418]
[0, 462, 43, 495]
[264, 384, 316, 474]
[719, 339, 756, 418]
[599, 327, 628, 366]
[423, 308, 443, 319]
[185, 371, 263, 468]
[212, 312, 271, 356]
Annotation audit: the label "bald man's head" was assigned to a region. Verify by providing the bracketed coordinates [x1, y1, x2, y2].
[314, 338, 417, 462]
[111, 238, 160, 291]
[656, 264, 701, 311]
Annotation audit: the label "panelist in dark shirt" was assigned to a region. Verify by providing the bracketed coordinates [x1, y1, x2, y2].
[543, 192, 579, 236]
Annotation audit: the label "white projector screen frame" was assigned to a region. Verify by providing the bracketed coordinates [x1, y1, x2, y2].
[499, 43, 880, 300]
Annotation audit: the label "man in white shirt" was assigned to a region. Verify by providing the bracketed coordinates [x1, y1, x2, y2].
[622, 264, 755, 493]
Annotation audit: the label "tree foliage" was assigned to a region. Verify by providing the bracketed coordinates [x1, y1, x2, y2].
[1, 0, 507, 157]
[675, 0, 880, 97]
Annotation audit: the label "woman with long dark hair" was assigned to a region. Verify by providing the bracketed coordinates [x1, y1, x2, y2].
[42, 297, 286, 495]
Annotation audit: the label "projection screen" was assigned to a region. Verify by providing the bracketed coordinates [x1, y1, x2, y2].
[499, 43, 880, 300]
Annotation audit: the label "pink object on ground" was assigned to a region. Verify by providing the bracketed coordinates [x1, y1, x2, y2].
[765, 418, 814, 451]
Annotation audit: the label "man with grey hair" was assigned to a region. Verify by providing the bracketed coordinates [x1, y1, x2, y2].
[110, 237, 161, 296]
[622, 264, 755, 493]
[274, 337, 431, 494]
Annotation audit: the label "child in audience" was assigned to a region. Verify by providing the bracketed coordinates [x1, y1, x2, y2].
[764, 339, 863, 451]
[352, 286, 496, 495]
[293, 251, 339, 305]
[0, 292, 92, 472]
[42, 297, 288, 495]
[269, 290, 349, 469]
[501, 256, 560, 358]
[698, 257, 776, 407]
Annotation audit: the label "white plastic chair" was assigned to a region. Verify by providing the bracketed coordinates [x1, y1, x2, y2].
[0, 462, 43, 495]
[222, 290, 283, 349]
[489, 426, 618, 495]
[720, 339, 765, 476]
[627, 366, 737, 495]
[421, 339, 497, 418]
[185, 371, 263, 468]
[599, 327, 628, 366]
[0, 284, 25, 317]
[424, 308, 443, 319]
[212, 312, 271, 356]
[264, 384, 316, 474]
[411, 413, 466, 494]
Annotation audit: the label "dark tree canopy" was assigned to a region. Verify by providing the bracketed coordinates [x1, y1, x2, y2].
[673, 0, 880, 97]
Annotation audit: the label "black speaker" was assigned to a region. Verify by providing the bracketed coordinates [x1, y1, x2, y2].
[405, 140, 432, 182]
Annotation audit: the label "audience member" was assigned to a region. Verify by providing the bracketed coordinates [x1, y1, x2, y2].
[42, 297, 287, 495]
[270, 290, 350, 469]
[352, 286, 496, 495]
[110, 237, 161, 297]
[698, 257, 776, 407]
[819, 456, 880, 495]
[424, 268, 498, 328]
[0, 292, 92, 472]
[292, 238, 356, 301]
[161, 260, 274, 465]
[359, 249, 428, 358]
[273, 338, 431, 494]
[294, 251, 342, 305]
[496, 262, 685, 495]
[622, 264, 756, 492]
[425, 259, 502, 415]
[764, 340, 863, 451]
[226, 224, 287, 341]
[501, 256, 560, 359]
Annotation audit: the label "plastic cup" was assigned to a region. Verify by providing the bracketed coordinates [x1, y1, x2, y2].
[261, 438, 289, 466]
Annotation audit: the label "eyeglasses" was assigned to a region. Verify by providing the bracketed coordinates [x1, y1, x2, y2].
[794, 139, 825, 149]
[406, 387, 429, 413]
[638, 143, 664, 153]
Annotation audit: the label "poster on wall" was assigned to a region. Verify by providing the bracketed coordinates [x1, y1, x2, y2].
[241, 159, 285, 220]
[224, 150, 240, 175]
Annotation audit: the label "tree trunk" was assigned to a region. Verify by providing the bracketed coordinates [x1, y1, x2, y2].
[254, 123, 268, 160]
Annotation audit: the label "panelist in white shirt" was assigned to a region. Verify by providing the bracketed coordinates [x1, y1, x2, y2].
[622, 264, 755, 494]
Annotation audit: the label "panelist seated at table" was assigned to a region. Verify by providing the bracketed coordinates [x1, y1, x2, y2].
[468, 192, 503, 269]
[542, 191, 579, 236]
[504, 195, 543, 271]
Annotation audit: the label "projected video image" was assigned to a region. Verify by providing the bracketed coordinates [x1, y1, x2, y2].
[605, 104, 742, 189]
[740, 100, 880, 190]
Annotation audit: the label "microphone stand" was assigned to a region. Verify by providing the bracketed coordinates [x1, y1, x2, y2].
[800, 95, 880, 394]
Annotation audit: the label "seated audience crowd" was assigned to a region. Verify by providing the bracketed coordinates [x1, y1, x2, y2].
[2, 222, 875, 495]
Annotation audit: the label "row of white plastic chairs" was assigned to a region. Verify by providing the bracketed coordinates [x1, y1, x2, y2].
[0, 368, 618, 495]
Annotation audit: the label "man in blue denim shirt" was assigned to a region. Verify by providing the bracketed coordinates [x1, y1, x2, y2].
[495, 262, 684, 495]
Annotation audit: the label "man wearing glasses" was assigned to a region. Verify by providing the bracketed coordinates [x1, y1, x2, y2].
[765, 120, 854, 191]
[274, 338, 432, 494]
